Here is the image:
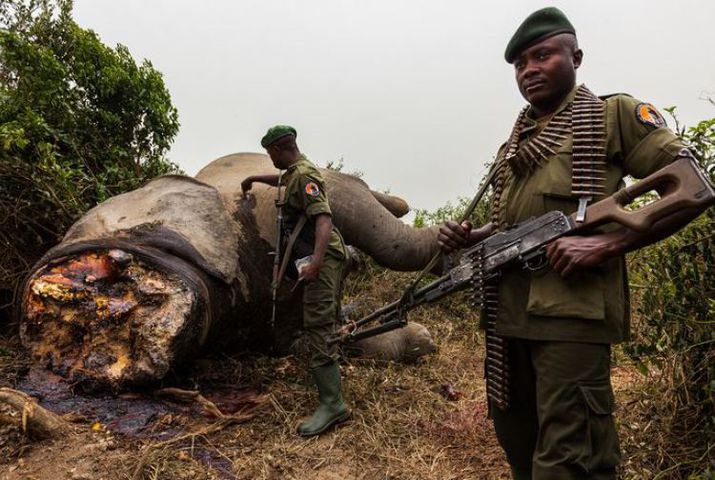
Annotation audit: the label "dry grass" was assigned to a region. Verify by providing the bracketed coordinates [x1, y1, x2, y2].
[0, 263, 710, 479]
[125, 265, 510, 480]
[612, 355, 714, 480]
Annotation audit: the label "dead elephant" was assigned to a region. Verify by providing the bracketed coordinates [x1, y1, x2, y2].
[20, 153, 441, 390]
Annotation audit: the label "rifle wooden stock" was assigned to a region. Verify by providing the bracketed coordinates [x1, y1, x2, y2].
[573, 158, 715, 232]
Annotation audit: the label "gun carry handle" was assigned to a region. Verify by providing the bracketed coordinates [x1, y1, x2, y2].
[574, 158, 715, 232]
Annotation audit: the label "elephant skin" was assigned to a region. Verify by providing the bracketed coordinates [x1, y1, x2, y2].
[348, 322, 437, 363]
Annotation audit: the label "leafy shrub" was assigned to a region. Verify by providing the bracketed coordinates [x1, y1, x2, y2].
[0, 0, 180, 316]
[624, 111, 714, 477]
[413, 191, 492, 228]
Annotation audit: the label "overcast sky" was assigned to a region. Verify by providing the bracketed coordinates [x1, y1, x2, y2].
[73, 1, 715, 214]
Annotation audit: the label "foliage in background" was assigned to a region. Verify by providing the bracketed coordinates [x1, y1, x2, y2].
[324, 155, 364, 179]
[411, 160, 495, 228]
[412, 195, 492, 229]
[623, 109, 714, 477]
[0, 0, 180, 314]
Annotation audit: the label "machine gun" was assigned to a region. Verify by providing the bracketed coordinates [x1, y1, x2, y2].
[329, 156, 715, 345]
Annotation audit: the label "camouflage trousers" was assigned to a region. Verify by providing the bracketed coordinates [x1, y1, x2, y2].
[490, 339, 620, 480]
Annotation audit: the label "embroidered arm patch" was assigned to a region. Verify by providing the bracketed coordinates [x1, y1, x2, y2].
[305, 181, 321, 198]
[636, 103, 666, 128]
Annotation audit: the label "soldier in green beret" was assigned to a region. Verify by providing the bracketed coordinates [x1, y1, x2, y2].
[242, 125, 350, 436]
[438, 7, 703, 479]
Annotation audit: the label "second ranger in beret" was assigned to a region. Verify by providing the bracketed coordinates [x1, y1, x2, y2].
[261, 125, 297, 148]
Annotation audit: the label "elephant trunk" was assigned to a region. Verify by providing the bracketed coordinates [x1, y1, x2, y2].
[323, 170, 440, 271]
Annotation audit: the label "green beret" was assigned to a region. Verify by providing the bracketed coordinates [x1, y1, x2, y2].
[504, 7, 575, 63]
[261, 125, 297, 148]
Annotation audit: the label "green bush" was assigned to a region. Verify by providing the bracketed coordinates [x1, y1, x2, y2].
[413, 191, 492, 229]
[624, 111, 714, 477]
[0, 0, 180, 314]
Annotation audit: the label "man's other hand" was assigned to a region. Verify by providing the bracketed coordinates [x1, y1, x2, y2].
[298, 261, 321, 282]
[241, 178, 254, 195]
[546, 235, 614, 277]
[438, 221, 472, 253]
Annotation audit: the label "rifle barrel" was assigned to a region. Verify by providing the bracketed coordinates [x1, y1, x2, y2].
[340, 272, 453, 334]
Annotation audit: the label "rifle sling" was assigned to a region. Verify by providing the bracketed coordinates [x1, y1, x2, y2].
[275, 214, 308, 288]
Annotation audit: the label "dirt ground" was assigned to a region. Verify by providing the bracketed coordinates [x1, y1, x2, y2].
[0, 317, 511, 480]
[0, 327, 649, 480]
[0, 269, 696, 480]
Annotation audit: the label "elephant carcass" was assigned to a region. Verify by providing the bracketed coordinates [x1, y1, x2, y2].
[20, 153, 440, 390]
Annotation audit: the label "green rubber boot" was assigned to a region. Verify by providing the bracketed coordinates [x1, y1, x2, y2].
[298, 362, 350, 437]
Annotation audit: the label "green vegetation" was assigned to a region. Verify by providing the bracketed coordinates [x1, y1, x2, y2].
[623, 111, 714, 478]
[0, 0, 180, 315]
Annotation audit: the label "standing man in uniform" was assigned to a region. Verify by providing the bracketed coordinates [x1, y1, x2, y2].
[438, 8, 705, 479]
[242, 125, 350, 437]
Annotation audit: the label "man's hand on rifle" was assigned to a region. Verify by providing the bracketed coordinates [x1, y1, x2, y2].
[546, 202, 703, 278]
[546, 234, 618, 277]
[438, 221, 496, 254]
[438, 221, 471, 253]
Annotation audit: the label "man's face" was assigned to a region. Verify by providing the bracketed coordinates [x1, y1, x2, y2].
[266, 144, 290, 169]
[513, 34, 582, 115]
[267, 135, 300, 169]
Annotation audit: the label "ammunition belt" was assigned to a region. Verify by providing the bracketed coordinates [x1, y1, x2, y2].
[483, 84, 607, 410]
[470, 245, 510, 411]
[571, 86, 607, 202]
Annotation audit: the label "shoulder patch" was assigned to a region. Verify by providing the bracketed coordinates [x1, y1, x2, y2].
[305, 181, 321, 198]
[635, 103, 666, 128]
